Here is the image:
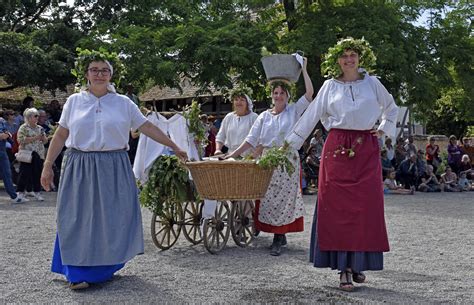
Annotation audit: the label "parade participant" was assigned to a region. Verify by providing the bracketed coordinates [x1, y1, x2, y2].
[227, 57, 313, 256]
[285, 38, 398, 291]
[214, 89, 258, 155]
[40, 53, 187, 290]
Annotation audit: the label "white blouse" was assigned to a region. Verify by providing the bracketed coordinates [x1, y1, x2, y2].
[286, 74, 399, 149]
[216, 112, 258, 151]
[245, 96, 310, 148]
[59, 91, 147, 151]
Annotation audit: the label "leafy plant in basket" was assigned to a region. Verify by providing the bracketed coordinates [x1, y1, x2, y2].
[255, 142, 295, 176]
[139, 155, 197, 216]
[182, 100, 208, 157]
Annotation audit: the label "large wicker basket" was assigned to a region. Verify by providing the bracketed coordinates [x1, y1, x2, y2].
[184, 161, 274, 200]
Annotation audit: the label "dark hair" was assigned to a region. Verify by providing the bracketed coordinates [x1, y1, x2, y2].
[22, 96, 34, 109]
[270, 81, 290, 94]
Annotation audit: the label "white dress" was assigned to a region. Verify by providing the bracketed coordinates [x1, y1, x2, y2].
[216, 111, 258, 152]
[245, 96, 310, 227]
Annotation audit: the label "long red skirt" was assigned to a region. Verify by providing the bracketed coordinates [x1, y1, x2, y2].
[316, 129, 389, 252]
[254, 200, 304, 234]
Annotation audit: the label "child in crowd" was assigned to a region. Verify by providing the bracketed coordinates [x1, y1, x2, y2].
[384, 170, 414, 195]
[458, 172, 473, 192]
[418, 165, 443, 192]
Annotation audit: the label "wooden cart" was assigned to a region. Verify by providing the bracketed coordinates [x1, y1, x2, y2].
[186, 160, 274, 254]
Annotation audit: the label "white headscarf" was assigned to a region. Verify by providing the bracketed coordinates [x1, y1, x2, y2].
[244, 94, 254, 112]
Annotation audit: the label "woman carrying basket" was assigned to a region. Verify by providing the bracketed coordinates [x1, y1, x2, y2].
[227, 57, 313, 256]
[285, 38, 398, 291]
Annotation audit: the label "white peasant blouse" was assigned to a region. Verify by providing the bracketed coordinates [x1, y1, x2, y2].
[59, 91, 147, 151]
[215, 111, 258, 151]
[286, 74, 399, 149]
[245, 95, 310, 148]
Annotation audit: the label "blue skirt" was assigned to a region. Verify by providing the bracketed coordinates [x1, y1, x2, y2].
[309, 201, 383, 272]
[52, 234, 125, 283]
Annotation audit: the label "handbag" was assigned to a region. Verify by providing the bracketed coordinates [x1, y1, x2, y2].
[15, 149, 33, 163]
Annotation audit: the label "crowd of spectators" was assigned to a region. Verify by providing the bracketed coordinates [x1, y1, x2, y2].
[1, 97, 65, 203]
[2, 96, 473, 202]
[297, 130, 473, 195]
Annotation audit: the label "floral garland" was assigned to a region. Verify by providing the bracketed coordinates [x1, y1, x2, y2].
[324, 136, 363, 159]
[321, 37, 377, 78]
[71, 47, 126, 89]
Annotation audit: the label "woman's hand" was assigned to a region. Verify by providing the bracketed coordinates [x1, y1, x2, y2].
[213, 149, 223, 156]
[302, 56, 308, 71]
[41, 165, 54, 191]
[174, 149, 188, 162]
[370, 129, 384, 138]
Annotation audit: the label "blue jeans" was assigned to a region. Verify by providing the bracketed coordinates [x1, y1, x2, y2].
[0, 149, 17, 199]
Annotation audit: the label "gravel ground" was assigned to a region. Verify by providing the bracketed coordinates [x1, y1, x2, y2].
[1, 189, 473, 303]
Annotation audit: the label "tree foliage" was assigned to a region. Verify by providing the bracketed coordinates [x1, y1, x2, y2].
[0, 0, 472, 136]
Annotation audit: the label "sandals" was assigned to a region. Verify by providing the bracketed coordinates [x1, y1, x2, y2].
[69, 282, 90, 290]
[338, 271, 354, 292]
[352, 272, 367, 283]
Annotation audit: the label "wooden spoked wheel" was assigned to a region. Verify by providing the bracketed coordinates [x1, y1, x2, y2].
[182, 201, 203, 245]
[151, 202, 183, 250]
[230, 200, 255, 247]
[203, 201, 231, 254]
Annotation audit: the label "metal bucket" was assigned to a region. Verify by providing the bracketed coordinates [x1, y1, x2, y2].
[261, 54, 302, 83]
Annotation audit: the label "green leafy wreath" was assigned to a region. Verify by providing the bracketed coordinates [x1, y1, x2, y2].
[71, 47, 126, 89]
[321, 37, 377, 79]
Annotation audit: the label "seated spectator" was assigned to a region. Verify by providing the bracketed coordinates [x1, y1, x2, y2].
[425, 136, 441, 174]
[384, 170, 414, 195]
[459, 154, 472, 180]
[384, 137, 395, 167]
[394, 137, 406, 168]
[441, 166, 462, 192]
[458, 172, 473, 192]
[304, 146, 320, 187]
[447, 135, 463, 174]
[404, 135, 417, 157]
[380, 149, 394, 179]
[396, 153, 418, 189]
[418, 165, 443, 192]
[416, 149, 426, 184]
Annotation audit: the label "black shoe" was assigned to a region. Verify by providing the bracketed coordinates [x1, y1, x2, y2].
[270, 234, 283, 256]
[254, 229, 260, 237]
[281, 234, 287, 247]
[270, 241, 282, 256]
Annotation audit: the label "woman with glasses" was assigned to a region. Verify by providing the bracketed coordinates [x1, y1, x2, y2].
[16, 108, 48, 201]
[41, 55, 187, 290]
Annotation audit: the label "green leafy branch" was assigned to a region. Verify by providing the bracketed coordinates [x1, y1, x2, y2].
[139, 156, 196, 215]
[256, 142, 295, 176]
[182, 100, 208, 146]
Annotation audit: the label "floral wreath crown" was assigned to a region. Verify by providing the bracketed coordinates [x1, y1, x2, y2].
[229, 86, 253, 100]
[321, 37, 377, 78]
[71, 47, 126, 89]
